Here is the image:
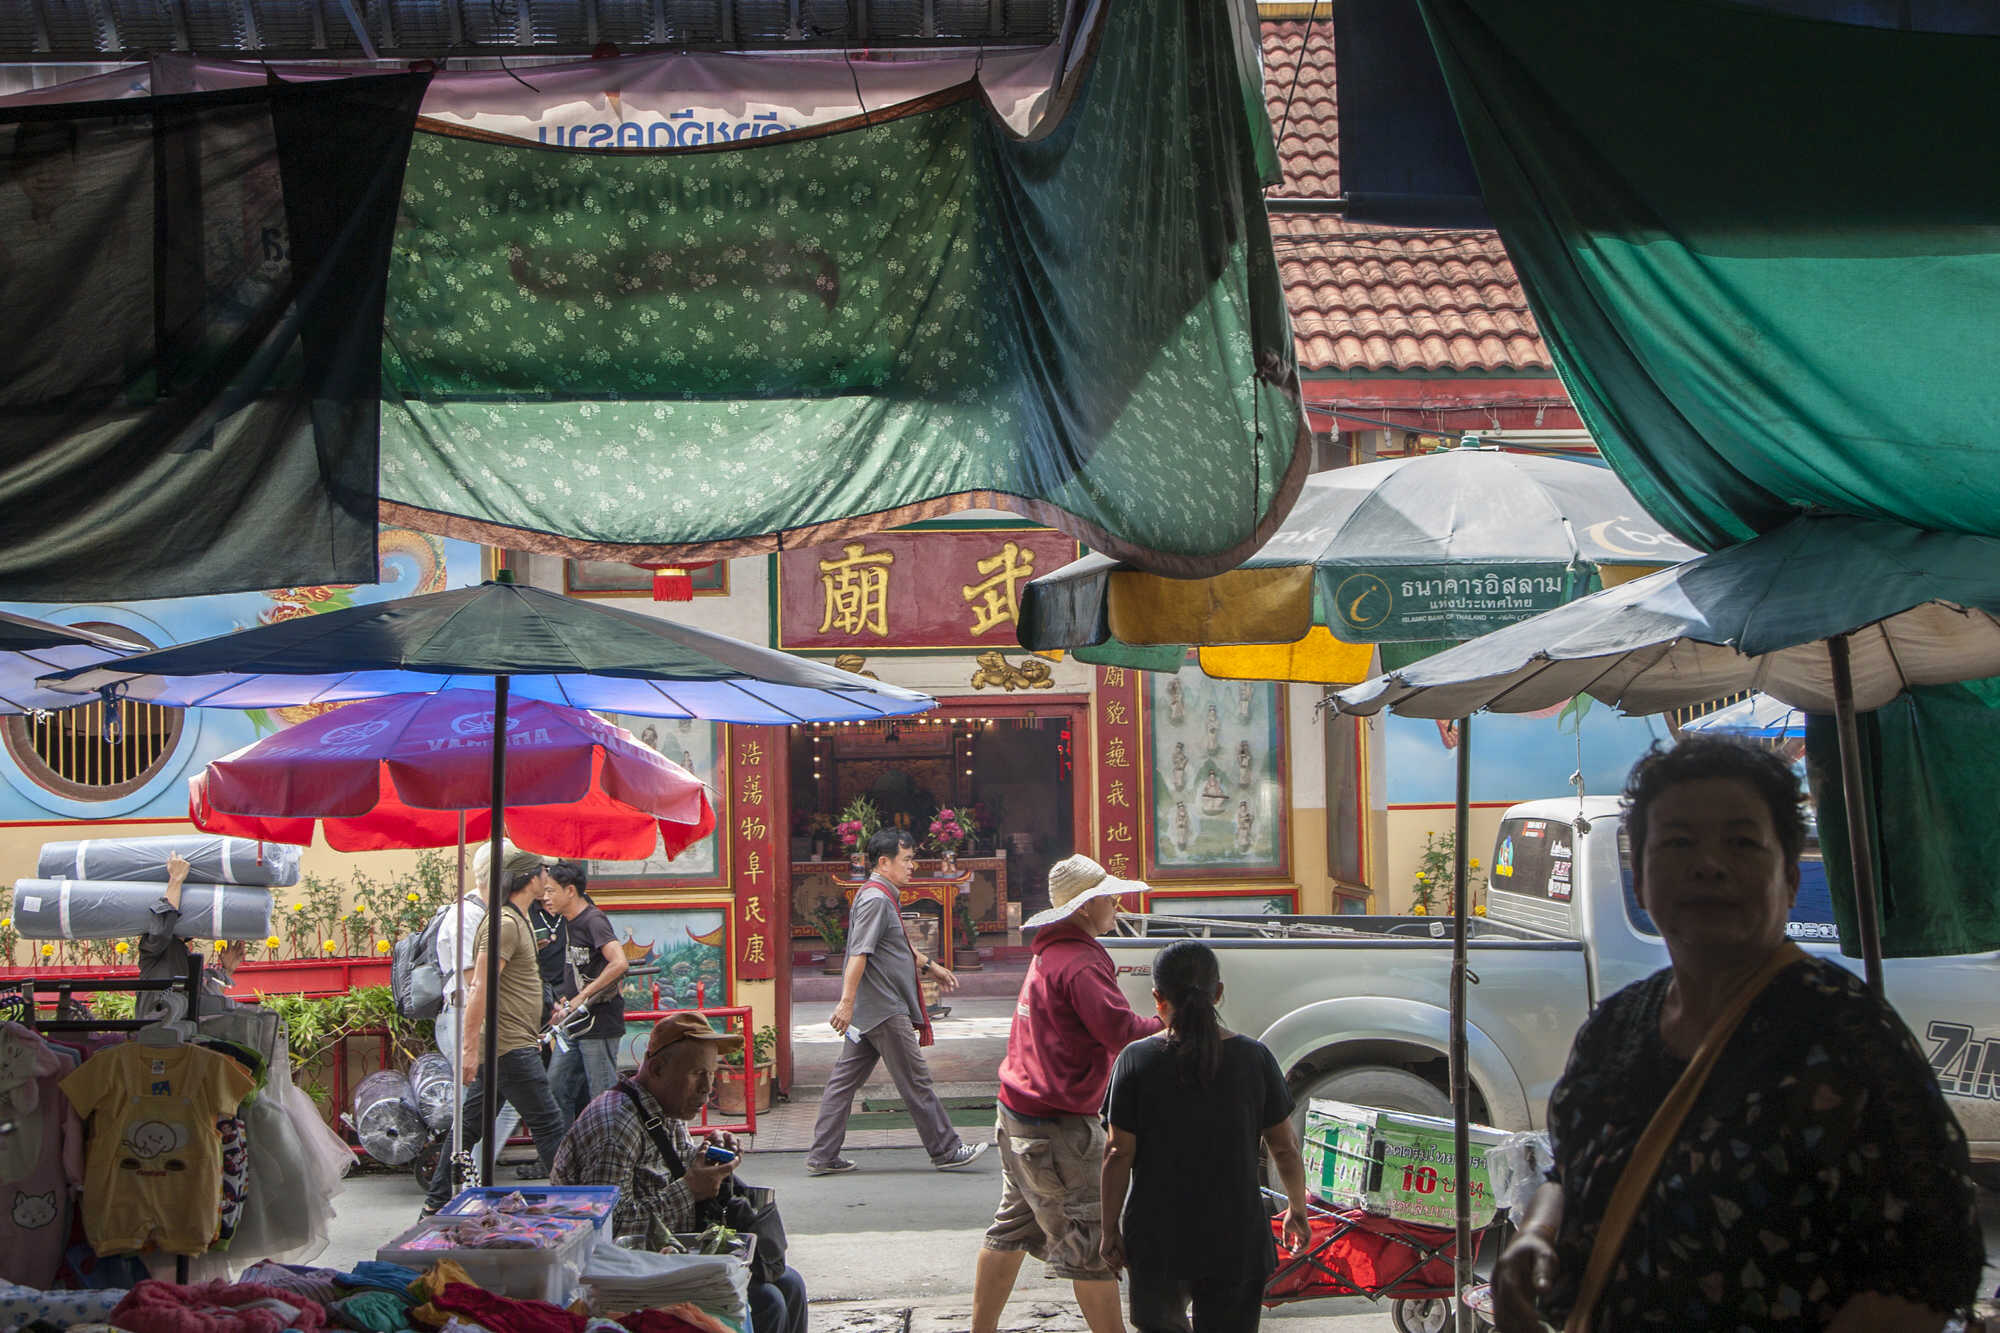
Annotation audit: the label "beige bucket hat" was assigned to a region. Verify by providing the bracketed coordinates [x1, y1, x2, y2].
[1023, 853, 1148, 929]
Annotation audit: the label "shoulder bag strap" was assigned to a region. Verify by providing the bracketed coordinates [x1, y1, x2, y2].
[615, 1081, 687, 1177]
[861, 880, 935, 1046]
[1565, 942, 1806, 1333]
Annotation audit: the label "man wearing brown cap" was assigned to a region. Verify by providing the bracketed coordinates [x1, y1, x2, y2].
[553, 1013, 808, 1333]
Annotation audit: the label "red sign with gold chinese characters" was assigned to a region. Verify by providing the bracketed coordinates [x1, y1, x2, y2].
[775, 526, 1080, 652]
[727, 726, 783, 979]
[1093, 665, 1145, 905]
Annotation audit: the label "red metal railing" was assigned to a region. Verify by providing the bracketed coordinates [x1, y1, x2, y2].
[625, 998, 757, 1138]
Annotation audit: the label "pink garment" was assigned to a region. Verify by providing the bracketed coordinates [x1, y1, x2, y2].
[108, 1278, 326, 1333]
[0, 1023, 83, 1288]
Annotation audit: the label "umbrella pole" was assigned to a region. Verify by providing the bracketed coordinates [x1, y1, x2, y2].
[480, 676, 512, 1185]
[1827, 636, 1886, 999]
[451, 813, 467, 1173]
[1450, 714, 1472, 1333]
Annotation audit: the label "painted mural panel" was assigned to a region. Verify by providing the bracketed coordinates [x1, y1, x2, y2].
[605, 905, 731, 1066]
[1382, 696, 1671, 806]
[0, 529, 482, 822]
[590, 718, 725, 885]
[1143, 664, 1288, 880]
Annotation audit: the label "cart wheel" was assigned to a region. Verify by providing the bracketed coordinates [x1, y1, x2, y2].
[1389, 1298, 1452, 1333]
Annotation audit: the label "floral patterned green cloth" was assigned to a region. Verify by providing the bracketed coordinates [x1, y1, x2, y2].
[378, 0, 1303, 576]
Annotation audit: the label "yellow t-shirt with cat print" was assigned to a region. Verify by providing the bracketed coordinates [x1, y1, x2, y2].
[61, 1043, 254, 1255]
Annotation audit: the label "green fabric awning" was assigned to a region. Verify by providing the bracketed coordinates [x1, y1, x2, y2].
[1806, 685, 2000, 958]
[1416, 0, 2000, 553]
[376, 0, 1305, 578]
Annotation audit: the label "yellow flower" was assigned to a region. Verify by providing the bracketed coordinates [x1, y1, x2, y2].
[1474, 905, 1487, 917]
[322, 939, 337, 953]
[0, 917, 10, 928]
[38, 943, 54, 957]
[292, 903, 306, 913]
[113, 941, 129, 955]
[1409, 905, 1428, 916]
[377, 939, 392, 954]
[265, 936, 282, 949]
[406, 892, 420, 903]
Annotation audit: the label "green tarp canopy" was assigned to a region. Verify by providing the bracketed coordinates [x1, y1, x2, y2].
[1415, 0, 2000, 955]
[1416, 0, 2000, 554]
[377, 0, 1305, 578]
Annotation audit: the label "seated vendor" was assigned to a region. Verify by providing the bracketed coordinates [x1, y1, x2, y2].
[552, 1013, 807, 1333]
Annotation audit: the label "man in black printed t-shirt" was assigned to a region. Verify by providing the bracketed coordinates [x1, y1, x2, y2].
[543, 861, 630, 1121]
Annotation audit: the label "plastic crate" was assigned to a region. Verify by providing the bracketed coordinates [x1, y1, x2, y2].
[378, 1215, 599, 1305]
[439, 1184, 621, 1230]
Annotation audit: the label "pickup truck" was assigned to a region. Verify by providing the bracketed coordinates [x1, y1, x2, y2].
[1105, 796, 1999, 1169]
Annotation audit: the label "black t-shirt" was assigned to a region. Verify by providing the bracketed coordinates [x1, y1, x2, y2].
[1107, 1031, 1292, 1282]
[530, 902, 568, 990]
[562, 903, 626, 1040]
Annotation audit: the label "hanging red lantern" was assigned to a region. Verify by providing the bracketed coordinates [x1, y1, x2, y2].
[628, 561, 711, 602]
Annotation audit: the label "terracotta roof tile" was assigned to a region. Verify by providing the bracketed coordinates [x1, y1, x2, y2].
[1262, 18, 1554, 375]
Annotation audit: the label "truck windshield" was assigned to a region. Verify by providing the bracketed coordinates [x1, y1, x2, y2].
[1616, 830, 1838, 942]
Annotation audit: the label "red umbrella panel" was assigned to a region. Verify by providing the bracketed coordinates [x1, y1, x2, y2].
[188, 690, 715, 859]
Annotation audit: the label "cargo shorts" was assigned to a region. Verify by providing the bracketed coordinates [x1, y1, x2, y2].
[981, 1104, 1115, 1281]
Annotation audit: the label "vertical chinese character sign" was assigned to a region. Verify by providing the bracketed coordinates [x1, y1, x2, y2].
[1094, 665, 1146, 908]
[728, 727, 784, 979]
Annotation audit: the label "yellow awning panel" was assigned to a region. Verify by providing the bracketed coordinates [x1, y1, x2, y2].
[1106, 566, 1312, 645]
[1198, 628, 1376, 684]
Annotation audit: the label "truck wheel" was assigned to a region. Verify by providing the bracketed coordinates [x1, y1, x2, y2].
[1296, 1064, 1453, 1119]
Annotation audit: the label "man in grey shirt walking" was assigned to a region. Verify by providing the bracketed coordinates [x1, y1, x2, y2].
[807, 828, 989, 1176]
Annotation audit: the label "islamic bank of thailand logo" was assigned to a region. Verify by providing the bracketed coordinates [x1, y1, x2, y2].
[1334, 573, 1393, 633]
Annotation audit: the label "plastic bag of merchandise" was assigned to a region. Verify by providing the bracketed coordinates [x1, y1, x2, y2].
[409, 1051, 457, 1133]
[1485, 1129, 1554, 1221]
[11, 879, 273, 940]
[37, 835, 301, 886]
[348, 1069, 430, 1166]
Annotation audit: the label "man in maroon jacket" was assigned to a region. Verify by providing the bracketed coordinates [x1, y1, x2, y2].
[972, 855, 1164, 1333]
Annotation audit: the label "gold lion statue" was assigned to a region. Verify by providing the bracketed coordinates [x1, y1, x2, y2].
[970, 651, 1055, 691]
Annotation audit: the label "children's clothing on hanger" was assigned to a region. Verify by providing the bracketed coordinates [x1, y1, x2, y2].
[0, 1024, 82, 1287]
[60, 1042, 255, 1256]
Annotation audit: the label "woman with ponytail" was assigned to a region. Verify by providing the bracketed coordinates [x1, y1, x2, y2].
[1100, 940, 1311, 1332]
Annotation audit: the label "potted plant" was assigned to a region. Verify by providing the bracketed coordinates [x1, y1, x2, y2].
[809, 896, 848, 975]
[714, 1023, 779, 1116]
[927, 805, 976, 873]
[837, 795, 881, 874]
[952, 884, 984, 971]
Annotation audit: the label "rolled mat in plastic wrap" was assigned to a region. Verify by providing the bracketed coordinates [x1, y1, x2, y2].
[10, 879, 274, 940]
[350, 1069, 429, 1166]
[409, 1052, 457, 1133]
[37, 835, 301, 887]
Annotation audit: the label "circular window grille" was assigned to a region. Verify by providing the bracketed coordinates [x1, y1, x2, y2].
[2, 626, 183, 802]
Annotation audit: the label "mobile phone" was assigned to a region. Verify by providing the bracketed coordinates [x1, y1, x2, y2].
[703, 1143, 738, 1165]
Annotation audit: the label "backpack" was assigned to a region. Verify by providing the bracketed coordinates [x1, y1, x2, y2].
[392, 905, 453, 1021]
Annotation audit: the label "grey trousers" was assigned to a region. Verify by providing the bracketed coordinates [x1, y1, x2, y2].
[808, 1016, 963, 1166]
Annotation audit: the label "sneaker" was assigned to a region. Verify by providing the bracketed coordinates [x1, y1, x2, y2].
[514, 1161, 548, 1181]
[933, 1142, 990, 1171]
[806, 1157, 857, 1176]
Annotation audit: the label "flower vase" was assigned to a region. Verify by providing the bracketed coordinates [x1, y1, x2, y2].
[941, 848, 958, 873]
[849, 851, 866, 875]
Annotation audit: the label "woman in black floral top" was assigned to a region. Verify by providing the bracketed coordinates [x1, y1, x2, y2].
[1492, 739, 1982, 1332]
